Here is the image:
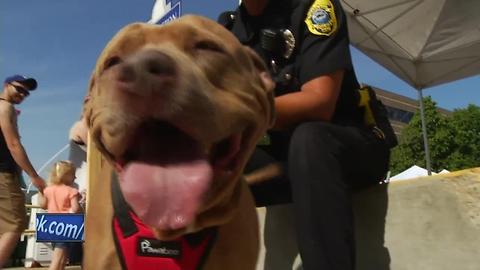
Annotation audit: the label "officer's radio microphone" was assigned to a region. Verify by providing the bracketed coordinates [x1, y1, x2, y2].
[260, 29, 285, 57]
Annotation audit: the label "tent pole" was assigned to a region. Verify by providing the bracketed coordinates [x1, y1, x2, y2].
[418, 89, 432, 175]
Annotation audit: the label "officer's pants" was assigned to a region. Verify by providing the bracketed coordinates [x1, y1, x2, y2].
[245, 121, 390, 270]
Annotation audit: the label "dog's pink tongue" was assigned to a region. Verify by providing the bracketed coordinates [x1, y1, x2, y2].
[119, 160, 212, 230]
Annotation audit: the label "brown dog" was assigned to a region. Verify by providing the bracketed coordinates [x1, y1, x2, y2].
[80, 15, 275, 269]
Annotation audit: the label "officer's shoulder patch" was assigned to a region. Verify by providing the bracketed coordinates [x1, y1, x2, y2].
[304, 0, 338, 36]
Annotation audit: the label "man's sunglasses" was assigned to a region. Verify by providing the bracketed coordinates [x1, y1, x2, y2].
[10, 84, 30, 97]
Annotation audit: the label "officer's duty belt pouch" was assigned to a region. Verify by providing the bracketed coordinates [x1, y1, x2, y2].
[358, 86, 398, 148]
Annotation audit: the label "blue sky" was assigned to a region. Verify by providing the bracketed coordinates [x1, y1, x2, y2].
[1, 0, 479, 180]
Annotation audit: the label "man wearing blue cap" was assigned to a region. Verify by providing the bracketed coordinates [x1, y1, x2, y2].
[0, 75, 46, 267]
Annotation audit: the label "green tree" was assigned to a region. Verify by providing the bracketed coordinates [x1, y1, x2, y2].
[389, 97, 454, 174]
[445, 104, 480, 170]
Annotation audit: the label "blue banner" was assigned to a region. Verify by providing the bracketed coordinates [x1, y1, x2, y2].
[157, 1, 181, 25]
[36, 213, 84, 242]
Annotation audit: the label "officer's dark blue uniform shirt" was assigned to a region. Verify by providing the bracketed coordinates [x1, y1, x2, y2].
[219, 0, 363, 126]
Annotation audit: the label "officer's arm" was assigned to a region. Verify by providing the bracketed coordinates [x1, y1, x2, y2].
[273, 70, 344, 130]
[0, 103, 41, 179]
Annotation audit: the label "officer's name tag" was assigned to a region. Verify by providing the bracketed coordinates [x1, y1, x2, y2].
[36, 213, 84, 242]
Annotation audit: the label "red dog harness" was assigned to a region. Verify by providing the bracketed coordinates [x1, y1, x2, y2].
[111, 174, 217, 270]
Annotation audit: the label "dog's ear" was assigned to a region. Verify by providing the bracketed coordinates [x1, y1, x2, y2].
[243, 46, 276, 128]
[243, 46, 274, 90]
[82, 73, 96, 125]
[71, 72, 95, 146]
[69, 119, 88, 146]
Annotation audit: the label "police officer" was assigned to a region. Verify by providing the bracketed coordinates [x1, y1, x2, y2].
[219, 0, 391, 269]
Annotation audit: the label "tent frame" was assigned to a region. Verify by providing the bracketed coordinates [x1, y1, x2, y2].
[417, 89, 432, 175]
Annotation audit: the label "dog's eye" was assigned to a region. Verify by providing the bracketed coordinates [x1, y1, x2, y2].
[104, 56, 122, 70]
[194, 40, 225, 54]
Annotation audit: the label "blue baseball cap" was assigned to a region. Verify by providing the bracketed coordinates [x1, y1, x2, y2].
[4, 74, 37, 90]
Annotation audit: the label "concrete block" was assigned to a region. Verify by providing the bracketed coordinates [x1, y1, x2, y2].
[256, 168, 480, 270]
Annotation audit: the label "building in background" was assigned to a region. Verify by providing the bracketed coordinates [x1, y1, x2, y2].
[371, 86, 451, 137]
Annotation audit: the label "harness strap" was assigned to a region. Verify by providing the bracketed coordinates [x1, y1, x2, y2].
[111, 172, 138, 237]
[110, 173, 218, 270]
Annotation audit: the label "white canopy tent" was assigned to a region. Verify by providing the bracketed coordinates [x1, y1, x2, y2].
[390, 165, 433, 181]
[340, 0, 480, 174]
[389, 165, 450, 181]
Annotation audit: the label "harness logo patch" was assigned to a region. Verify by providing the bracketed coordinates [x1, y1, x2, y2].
[305, 0, 338, 36]
[137, 237, 182, 258]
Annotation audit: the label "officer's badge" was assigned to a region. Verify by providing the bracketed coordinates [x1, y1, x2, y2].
[305, 0, 338, 36]
[282, 29, 295, 59]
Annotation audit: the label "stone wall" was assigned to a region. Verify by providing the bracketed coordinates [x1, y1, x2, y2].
[256, 168, 480, 270]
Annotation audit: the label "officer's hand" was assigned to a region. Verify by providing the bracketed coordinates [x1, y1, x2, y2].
[31, 175, 46, 193]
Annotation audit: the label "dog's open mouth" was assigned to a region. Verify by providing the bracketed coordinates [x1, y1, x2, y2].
[114, 120, 242, 231]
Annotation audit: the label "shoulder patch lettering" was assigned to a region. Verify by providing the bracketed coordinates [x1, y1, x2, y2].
[304, 0, 338, 36]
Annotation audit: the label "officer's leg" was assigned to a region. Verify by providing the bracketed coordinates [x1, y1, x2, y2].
[288, 122, 356, 270]
[289, 121, 390, 270]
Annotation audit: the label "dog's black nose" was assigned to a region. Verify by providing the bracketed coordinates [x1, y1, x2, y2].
[115, 50, 177, 82]
[116, 63, 136, 83]
[133, 49, 176, 78]
[113, 49, 177, 96]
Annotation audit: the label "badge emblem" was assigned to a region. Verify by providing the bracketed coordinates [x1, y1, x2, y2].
[305, 0, 338, 36]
